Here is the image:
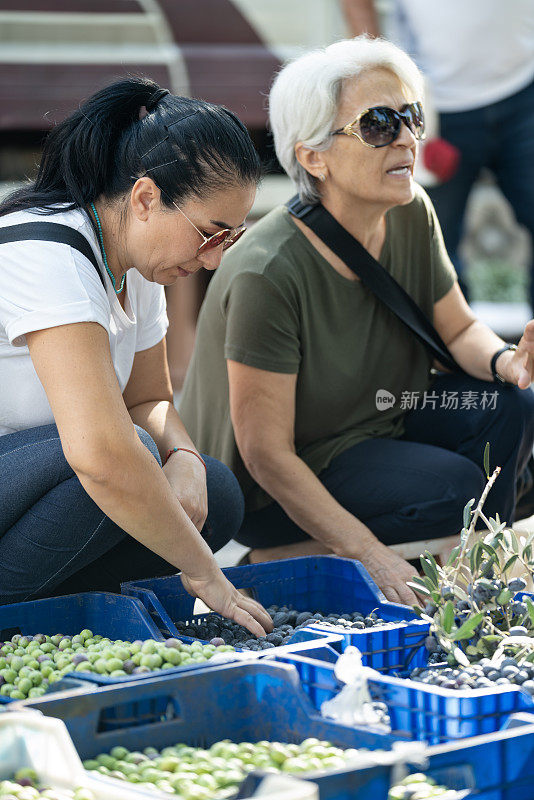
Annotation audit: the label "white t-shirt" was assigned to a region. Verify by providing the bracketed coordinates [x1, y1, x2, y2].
[0, 206, 169, 437]
[390, 0, 534, 112]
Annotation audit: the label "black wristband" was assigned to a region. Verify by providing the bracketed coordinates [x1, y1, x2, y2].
[490, 343, 518, 384]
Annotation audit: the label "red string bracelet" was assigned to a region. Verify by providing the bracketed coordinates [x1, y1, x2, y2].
[165, 447, 207, 471]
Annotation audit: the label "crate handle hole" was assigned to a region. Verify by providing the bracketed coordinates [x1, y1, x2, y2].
[165, 698, 183, 720]
[96, 696, 181, 732]
[429, 765, 475, 792]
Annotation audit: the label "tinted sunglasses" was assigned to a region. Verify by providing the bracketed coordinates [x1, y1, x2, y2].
[171, 201, 246, 254]
[330, 102, 425, 148]
[131, 174, 247, 254]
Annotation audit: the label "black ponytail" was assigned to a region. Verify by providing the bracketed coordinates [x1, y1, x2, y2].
[0, 77, 261, 216]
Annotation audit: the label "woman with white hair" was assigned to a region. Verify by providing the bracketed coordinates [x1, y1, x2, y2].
[180, 37, 534, 604]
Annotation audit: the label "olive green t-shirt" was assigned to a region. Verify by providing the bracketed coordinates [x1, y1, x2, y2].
[179, 185, 456, 512]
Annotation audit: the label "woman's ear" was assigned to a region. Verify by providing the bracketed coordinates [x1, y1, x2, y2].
[294, 142, 328, 182]
[130, 177, 160, 221]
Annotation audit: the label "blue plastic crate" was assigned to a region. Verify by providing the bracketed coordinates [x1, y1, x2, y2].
[14, 659, 534, 800]
[417, 713, 534, 800]
[0, 593, 243, 718]
[277, 647, 534, 746]
[13, 660, 407, 800]
[241, 712, 534, 800]
[122, 556, 429, 671]
[0, 592, 162, 643]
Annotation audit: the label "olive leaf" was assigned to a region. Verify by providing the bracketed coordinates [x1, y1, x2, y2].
[413, 575, 439, 594]
[526, 598, 534, 628]
[480, 634, 501, 645]
[452, 612, 485, 641]
[445, 546, 461, 568]
[452, 646, 470, 667]
[469, 541, 482, 574]
[409, 576, 430, 588]
[484, 530, 497, 545]
[421, 554, 439, 588]
[497, 588, 512, 605]
[509, 529, 520, 553]
[407, 581, 431, 597]
[463, 498, 475, 529]
[503, 530, 513, 549]
[503, 554, 519, 573]
[442, 601, 455, 635]
[522, 531, 534, 557]
[453, 585, 469, 601]
[488, 518, 506, 536]
[480, 543, 497, 560]
[483, 442, 490, 479]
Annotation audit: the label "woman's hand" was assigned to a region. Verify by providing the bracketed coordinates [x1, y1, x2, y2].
[500, 320, 534, 389]
[360, 541, 418, 606]
[163, 450, 208, 531]
[180, 568, 274, 637]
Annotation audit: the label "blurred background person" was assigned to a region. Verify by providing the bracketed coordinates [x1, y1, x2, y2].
[343, 0, 534, 310]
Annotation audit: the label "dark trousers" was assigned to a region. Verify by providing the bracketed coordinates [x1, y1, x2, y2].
[236, 374, 534, 549]
[0, 424, 244, 604]
[427, 78, 534, 308]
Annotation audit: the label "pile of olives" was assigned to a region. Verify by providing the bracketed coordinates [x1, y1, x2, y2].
[174, 606, 393, 651]
[0, 632, 235, 700]
[84, 738, 363, 799]
[411, 656, 534, 693]
[388, 773, 456, 799]
[0, 772, 94, 800]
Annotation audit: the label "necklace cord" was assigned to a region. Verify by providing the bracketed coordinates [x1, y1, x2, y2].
[90, 203, 126, 294]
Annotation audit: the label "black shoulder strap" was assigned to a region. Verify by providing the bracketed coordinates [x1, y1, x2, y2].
[0, 221, 106, 289]
[287, 195, 461, 373]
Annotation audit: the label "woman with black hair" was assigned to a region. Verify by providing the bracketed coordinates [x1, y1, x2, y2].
[0, 77, 271, 635]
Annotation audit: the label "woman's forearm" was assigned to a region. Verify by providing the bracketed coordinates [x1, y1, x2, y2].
[75, 435, 216, 579]
[244, 447, 378, 558]
[448, 320, 508, 380]
[128, 400, 198, 459]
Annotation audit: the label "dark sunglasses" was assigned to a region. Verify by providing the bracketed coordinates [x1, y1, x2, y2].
[330, 102, 425, 148]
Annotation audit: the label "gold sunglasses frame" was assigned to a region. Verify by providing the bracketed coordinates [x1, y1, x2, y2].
[171, 201, 246, 255]
[331, 102, 426, 149]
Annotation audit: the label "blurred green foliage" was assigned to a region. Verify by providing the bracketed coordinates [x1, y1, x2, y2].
[468, 259, 528, 303]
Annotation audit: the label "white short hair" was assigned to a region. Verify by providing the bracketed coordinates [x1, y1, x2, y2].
[268, 36, 424, 204]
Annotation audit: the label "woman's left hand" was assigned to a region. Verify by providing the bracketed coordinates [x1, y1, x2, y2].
[163, 451, 208, 531]
[503, 320, 534, 389]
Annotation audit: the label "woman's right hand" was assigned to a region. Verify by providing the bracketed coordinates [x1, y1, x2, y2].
[180, 567, 274, 637]
[360, 542, 418, 606]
